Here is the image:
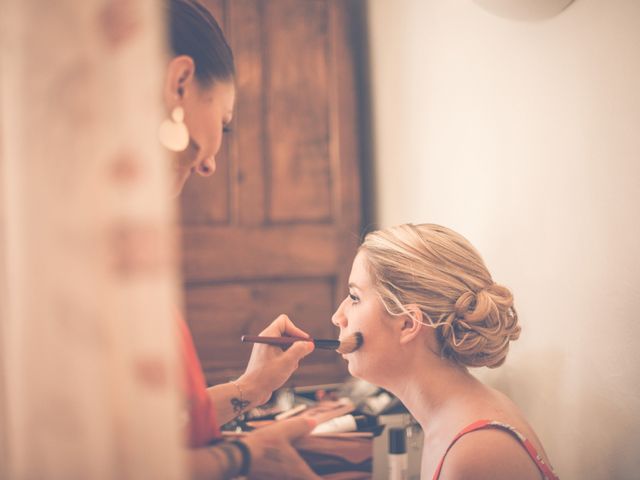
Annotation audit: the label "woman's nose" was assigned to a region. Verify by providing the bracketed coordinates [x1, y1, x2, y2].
[197, 156, 216, 176]
[331, 299, 348, 328]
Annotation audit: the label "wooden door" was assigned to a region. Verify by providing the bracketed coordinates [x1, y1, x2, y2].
[180, 0, 365, 387]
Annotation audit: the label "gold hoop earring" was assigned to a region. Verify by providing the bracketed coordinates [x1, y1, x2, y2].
[158, 106, 189, 152]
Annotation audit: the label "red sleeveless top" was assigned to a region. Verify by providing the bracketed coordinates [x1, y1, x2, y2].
[177, 313, 221, 447]
[433, 419, 559, 480]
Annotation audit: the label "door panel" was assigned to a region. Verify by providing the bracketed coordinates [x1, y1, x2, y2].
[265, 0, 332, 223]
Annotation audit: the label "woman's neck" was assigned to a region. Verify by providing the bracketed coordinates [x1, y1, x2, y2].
[382, 348, 482, 436]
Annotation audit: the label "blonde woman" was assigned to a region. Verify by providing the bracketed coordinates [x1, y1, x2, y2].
[332, 224, 559, 480]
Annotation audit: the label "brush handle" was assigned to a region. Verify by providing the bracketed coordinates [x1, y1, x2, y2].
[241, 335, 340, 350]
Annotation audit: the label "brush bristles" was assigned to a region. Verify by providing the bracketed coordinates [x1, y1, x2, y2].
[336, 332, 363, 354]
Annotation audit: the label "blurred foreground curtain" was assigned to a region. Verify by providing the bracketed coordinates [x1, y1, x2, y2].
[0, 1, 185, 478]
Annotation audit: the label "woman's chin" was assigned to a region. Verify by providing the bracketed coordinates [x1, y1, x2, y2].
[345, 359, 381, 386]
[345, 360, 363, 379]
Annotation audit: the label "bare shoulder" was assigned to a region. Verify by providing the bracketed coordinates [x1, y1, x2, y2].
[438, 426, 543, 480]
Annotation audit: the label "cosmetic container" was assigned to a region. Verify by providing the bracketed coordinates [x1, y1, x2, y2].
[311, 414, 375, 434]
[388, 427, 408, 480]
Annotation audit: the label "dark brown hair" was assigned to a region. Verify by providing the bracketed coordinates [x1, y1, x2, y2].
[168, 0, 235, 85]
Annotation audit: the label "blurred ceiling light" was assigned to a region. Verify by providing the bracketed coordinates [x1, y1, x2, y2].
[473, 0, 576, 21]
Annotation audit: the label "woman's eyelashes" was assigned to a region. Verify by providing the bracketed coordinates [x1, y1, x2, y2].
[348, 292, 360, 304]
[222, 123, 232, 134]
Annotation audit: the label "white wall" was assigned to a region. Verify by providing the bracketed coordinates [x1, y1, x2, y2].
[368, 0, 640, 478]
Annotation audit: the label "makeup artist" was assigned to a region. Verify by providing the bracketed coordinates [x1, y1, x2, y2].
[162, 1, 319, 478]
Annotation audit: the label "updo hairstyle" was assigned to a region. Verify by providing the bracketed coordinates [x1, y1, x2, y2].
[359, 223, 520, 368]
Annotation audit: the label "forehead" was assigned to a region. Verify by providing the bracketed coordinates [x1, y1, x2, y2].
[349, 251, 373, 289]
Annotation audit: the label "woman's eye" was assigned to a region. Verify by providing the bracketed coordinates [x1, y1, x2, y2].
[349, 293, 359, 303]
[223, 125, 232, 134]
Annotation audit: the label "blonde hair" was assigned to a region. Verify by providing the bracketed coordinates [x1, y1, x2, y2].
[359, 223, 520, 368]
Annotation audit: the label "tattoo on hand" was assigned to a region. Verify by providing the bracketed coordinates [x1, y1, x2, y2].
[231, 397, 250, 414]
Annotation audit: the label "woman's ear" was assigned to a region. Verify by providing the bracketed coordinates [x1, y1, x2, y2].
[163, 55, 196, 107]
[399, 305, 423, 345]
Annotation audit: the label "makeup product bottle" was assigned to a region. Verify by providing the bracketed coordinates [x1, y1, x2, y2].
[388, 427, 408, 480]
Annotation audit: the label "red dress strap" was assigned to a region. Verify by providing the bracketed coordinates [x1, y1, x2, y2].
[432, 419, 559, 480]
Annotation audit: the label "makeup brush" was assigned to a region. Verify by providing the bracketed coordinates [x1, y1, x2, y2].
[241, 332, 363, 354]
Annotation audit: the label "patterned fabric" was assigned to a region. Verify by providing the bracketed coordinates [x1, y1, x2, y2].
[0, 0, 184, 477]
[177, 313, 221, 447]
[432, 419, 559, 480]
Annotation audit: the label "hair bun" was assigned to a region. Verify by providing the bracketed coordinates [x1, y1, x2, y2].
[441, 284, 521, 368]
[360, 223, 522, 369]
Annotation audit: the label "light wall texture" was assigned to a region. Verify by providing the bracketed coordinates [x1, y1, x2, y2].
[368, 0, 640, 478]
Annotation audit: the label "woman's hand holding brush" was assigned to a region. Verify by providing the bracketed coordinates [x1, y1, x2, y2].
[237, 314, 315, 407]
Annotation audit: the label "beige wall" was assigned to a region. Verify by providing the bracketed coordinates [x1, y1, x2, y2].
[368, 0, 640, 478]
